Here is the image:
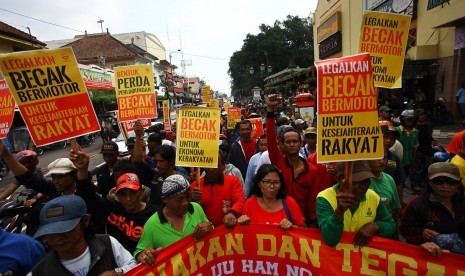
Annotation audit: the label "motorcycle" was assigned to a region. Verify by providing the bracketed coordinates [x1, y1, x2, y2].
[0, 189, 36, 233]
[0, 158, 10, 179]
[78, 133, 95, 147]
[34, 140, 68, 155]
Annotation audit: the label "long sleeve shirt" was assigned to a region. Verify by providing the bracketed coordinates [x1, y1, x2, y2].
[266, 112, 318, 223]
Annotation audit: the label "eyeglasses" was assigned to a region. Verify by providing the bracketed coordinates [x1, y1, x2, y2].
[51, 173, 69, 179]
[260, 180, 281, 187]
[431, 177, 461, 186]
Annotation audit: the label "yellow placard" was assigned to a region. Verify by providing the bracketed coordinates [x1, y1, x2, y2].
[227, 107, 241, 129]
[209, 99, 219, 108]
[358, 11, 411, 88]
[0, 48, 100, 146]
[176, 106, 220, 168]
[114, 64, 156, 122]
[315, 53, 383, 163]
[202, 94, 211, 103]
[162, 100, 171, 132]
[201, 85, 211, 95]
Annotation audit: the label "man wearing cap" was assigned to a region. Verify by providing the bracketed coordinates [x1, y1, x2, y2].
[316, 160, 397, 247]
[228, 119, 258, 180]
[94, 141, 120, 198]
[300, 127, 317, 159]
[266, 95, 319, 225]
[294, 118, 307, 144]
[400, 163, 465, 245]
[380, 124, 407, 205]
[378, 106, 392, 122]
[71, 146, 157, 253]
[29, 195, 137, 275]
[0, 140, 78, 198]
[134, 175, 213, 265]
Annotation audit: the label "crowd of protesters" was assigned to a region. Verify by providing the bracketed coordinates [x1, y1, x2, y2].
[2, 94, 465, 275]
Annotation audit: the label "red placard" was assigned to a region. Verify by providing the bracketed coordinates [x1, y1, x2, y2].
[0, 48, 101, 146]
[0, 79, 15, 139]
[248, 117, 264, 138]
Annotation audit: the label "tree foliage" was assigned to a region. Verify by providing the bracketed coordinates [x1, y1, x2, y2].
[228, 15, 314, 98]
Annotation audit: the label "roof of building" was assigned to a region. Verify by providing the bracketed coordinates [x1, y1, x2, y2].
[61, 34, 138, 60]
[0, 21, 46, 46]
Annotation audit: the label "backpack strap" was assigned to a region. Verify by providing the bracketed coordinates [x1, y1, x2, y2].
[282, 197, 294, 225]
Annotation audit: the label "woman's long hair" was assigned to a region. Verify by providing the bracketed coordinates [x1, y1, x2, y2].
[250, 164, 286, 199]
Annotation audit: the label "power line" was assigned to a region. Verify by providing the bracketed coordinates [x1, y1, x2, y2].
[0, 7, 228, 61]
[0, 7, 85, 33]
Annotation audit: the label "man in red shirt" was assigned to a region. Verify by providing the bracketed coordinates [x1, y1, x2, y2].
[227, 120, 258, 180]
[191, 151, 245, 229]
[266, 94, 319, 225]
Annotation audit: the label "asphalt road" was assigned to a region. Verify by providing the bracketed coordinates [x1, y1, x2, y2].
[0, 138, 105, 195]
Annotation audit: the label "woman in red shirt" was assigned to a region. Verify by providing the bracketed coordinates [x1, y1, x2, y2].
[237, 164, 306, 228]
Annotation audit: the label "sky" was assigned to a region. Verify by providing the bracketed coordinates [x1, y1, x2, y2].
[0, 0, 317, 96]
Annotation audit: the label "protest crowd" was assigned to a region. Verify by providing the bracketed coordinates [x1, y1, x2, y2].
[2, 90, 465, 275]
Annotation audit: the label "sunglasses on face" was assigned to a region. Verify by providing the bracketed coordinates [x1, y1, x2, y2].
[431, 177, 461, 186]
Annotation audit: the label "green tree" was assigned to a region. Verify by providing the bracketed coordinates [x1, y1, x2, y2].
[228, 15, 314, 98]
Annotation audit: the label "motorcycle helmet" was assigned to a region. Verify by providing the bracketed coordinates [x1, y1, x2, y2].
[400, 109, 415, 119]
[15, 150, 38, 170]
[431, 151, 449, 163]
[437, 97, 446, 105]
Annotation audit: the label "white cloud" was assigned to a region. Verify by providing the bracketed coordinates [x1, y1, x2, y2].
[0, 0, 317, 95]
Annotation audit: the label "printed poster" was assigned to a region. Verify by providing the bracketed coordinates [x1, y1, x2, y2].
[125, 225, 465, 276]
[0, 48, 100, 146]
[359, 10, 411, 88]
[248, 117, 264, 138]
[176, 106, 220, 168]
[227, 107, 241, 129]
[209, 99, 219, 108]
[0, 78, 15, 139]
[122, 119, 152, 132]
[163, 100, 171, 132]
[315, 53, 383, 163]
[114, 64, 156, 122]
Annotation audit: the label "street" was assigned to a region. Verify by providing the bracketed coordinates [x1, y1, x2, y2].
[0, 138, 105, 195]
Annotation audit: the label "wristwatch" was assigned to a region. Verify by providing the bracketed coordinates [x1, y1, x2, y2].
[114, 268, 124, 276]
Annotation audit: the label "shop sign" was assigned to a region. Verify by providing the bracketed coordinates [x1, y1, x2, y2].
[427, 0, 450, 10]
[365, 0, 389, 10]
[371, 0, 415, 17]
[319, 32, 342, 59]
[317, 11, 341, 43]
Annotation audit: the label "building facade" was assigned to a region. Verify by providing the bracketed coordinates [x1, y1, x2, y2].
[313, 0, 465, 118]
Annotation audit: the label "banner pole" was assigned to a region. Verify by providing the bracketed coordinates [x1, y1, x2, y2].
[344, 161, 353, 193]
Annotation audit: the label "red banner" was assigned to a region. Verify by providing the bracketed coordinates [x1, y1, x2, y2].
[248, 117, 264, 138]
[0, 79, 15, 139]
[126, 225, 465, 276]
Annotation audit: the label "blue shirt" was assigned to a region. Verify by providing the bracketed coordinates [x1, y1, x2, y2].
[456, 88, 465, 103]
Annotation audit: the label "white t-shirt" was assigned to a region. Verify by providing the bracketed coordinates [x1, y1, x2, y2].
[28, 236, 137, 275]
